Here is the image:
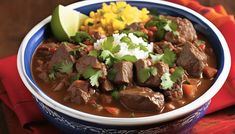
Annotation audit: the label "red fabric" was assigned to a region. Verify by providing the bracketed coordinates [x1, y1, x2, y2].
[0, 0, 234, 134]
[0, 55, 60, 134]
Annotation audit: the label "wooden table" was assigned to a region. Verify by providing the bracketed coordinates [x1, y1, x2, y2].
[0, 0, 234, 134]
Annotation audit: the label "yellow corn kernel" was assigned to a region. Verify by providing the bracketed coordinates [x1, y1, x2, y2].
[116, 2, 127, 8]
[89, 11, 95, 18]
[112, 20, 125, 30]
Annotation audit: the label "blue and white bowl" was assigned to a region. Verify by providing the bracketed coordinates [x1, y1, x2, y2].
[17, 0, 231, 134]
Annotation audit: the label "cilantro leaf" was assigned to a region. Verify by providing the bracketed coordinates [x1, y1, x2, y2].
[160, 72, 174, 90]
[138, 67, 158, 83]
[100, 50, 113, 60]
[89, 70, 102, 87]
[83, 67, 102, 87]
[149, 67, 158, 76]
[138, 68, 151, 83]
[70, 73, 80, 82]
[162, 48, 176, 67]
[48, 71, 56, 81]
[150, 53, 164, 63]
[171, 67, 184, 82]
[83, 67, 98, 79]
[88, 50, 100, 57]
[120, 55, 137, 62]
[111, 90, 120, 100]
[116, 16, 123, 21]
[108, 68, 117, 80]
[57, 60, 73, 74]
[71, 31, 93, 44]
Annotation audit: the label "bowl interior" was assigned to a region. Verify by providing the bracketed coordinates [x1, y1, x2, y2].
[20, 0, 229, 125]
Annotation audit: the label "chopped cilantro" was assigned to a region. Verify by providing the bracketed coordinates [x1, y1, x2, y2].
[160, 72, 174, 90]
[102, 36, 120, 53]
[83, 67, 98, 79]
[71, 31, 94, 44]
[145, 17, 178, 41]
[138, 67, 158, 83]
[88, 22, 94, 26]
[83, 67, 101, 87]
[108, 68, 117, 80]
[120, 30, 148, 40]
[89, 71, 102, 87]
[162, 48, 176, 67]
[57, 60, 73, 74]
[119, 55, 137, 62]
[48, 71, 56, 81]
[70, 73, 80, 82]
[150, 53, 164, 63]
[88, 50, 100, 57]
[139, 44, 149, 52]
[170, 67, 184, 82]
[111, 90, 120, 100]
[116, 16, 123, 21]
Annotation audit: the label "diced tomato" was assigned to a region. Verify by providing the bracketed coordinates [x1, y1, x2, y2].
[198, 44, 205, 50]
[182, 84, 197, 98]
[203, 66, 218, 78]
[147, 31, 154, 37]
[141, 28, 148, 34]
[147, 26, 157, 32]
[104, 106, 120, 116]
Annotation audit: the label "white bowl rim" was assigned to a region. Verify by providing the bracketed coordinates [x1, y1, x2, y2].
[17, 0, 231, 126]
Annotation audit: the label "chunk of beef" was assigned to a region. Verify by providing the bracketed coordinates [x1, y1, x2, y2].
[163, 83, 183, 101]
[48, 44, 75, 69]
[64, 80, 95, 104]
[99, 94, 113, 105]
[153, 41, 175, 54]
[145, 61, 169, 87]
[76, 55, 107, 78]
[135, 59, 169, 88]
[177, 42, 207, 77]
[112, 61, 133, 84]
[37, 42, 59, 60]
[163, 16, 197, 44]
[100, 79, 114, 92]
[52, 76, 70, 91]
[119, 86, 164, 112]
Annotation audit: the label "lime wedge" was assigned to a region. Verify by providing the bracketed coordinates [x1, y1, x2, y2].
[50, 5, 88, 41]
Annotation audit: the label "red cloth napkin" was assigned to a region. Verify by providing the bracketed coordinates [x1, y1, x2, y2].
[0, 0, 234, 134]
[0, 56, 61, 134]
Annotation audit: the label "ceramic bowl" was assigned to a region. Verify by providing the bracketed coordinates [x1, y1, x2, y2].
[17, 0, 231, 134]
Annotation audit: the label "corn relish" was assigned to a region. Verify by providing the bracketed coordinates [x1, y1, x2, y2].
[80, 2, 150, 36]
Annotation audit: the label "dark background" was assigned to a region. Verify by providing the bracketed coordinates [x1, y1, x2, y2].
[0, 0, 234, 134]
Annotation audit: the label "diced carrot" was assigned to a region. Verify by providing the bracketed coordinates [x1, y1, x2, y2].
[182, 84, 197, 98]
[203, 66, 218, 79]
[214, 5, 228, 15]
[104, 106, 120, 116]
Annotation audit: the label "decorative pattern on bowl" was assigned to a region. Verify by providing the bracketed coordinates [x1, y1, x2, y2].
[36, 98, 210, 134]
